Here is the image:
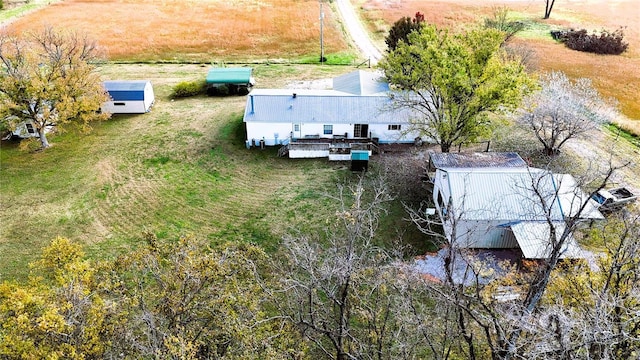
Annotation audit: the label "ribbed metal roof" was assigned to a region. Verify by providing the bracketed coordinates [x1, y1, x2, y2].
[332, 70, 389, 95]
[243, 91, 414, 124]
[103, 80, 150, 101]
[511, 221, 584, 259]
[103, 80, 149, 91]
[443, 168, 603, 221]
[430, 152, 527, 169]
[206, 67, 252, 84]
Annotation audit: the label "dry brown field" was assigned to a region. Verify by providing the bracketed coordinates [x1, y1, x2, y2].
[3, 0, 349, 62]
[3, 0, 639, 127]
[359, 0, 640, 127]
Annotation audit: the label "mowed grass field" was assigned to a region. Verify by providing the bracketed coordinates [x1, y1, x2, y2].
[1, 0, 637, 280]
[358, 0, 640, 128]
[2, 64, 427, 281]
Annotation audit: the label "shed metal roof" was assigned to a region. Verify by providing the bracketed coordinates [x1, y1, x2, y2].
[511, 221, 584, 259]
[442, 168, 603, 221]
[430, 152, 527, 170]
[103, 80, 150, 92]
[206, 67, 252, 84]
[103, 80, 150, 101]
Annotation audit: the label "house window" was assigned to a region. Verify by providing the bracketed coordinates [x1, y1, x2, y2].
[25, 123, 35, 134]
[114, 102, 125, 106]
[388, 124, 401, 131]
[294, 124, 300, 132]
[436, 191, 450, 220]
[323, 125, 333, 135]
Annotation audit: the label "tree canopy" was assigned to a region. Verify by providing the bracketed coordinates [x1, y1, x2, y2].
[385, 12, 425, 52]
[518, 71, 617, 156]
[0, 27, 109, 149]
[380, 25, 535, 152]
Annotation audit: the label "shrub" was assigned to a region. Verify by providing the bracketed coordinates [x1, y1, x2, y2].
[385, 12, 425, 52]
[170, 80, 206, 98]
[0, 0, 4, 10]
[553, 27, 628, 55]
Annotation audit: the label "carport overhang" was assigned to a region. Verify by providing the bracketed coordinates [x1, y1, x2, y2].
[510, 221, 585, 259]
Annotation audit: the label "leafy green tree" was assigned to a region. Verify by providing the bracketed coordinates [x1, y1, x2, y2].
[380, 25, 535, 152]
[0, 27, 109, 149]
[385, 12, 425, 52]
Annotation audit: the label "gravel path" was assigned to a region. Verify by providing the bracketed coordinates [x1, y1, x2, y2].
[334, 0, 383, 65]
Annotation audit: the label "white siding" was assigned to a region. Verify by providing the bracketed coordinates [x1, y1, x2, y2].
[245, 121, 419, 147]
[102, 101, 148, 114]
[246, 122, 293, 146]
[143, 82, 155, 111]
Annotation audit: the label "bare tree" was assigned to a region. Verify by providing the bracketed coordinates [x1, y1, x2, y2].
[518, 71, 618, 156]
[544, 0, 556, 19]
[406, 157, 630, 359]
[278, 173, 463, 359]
[531, 212, 640, 359]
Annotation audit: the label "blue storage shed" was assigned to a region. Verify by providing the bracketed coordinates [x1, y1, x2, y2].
[102, 80, 155, 114]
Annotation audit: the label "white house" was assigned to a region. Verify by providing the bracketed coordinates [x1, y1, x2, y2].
[430, 153, 603, 259]
[243, 70, 421, 158]
[102, 80, 155, 114]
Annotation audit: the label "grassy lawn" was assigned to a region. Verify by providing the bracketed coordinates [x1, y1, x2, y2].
[3, 63, 423, 281]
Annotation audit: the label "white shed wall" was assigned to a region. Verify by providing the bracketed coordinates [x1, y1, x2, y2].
[101, 82, 155, 114]
[143, 82, 155, 111]
[102, 101, 148, 114]
[433, 169, 519, 249]
[454, 220, 519, 249]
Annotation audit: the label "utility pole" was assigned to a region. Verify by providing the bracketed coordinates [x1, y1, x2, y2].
[319, 0, 326, 63]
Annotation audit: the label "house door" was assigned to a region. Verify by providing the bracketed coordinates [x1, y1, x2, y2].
[293, 123, 301, 140]
[354, 124, 368, 138]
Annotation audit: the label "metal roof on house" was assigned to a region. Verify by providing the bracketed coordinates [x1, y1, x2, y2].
[206, 67, 252, 84]
[333, 70, 389, 95]
[243, 91, 414, 125]
[511, 221, 585, 259]
[442, 168, 603, 222]
[430, 152, 527, 170]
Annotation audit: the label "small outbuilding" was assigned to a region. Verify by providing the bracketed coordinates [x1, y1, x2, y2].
[206, 67, 254, 95]
[102, 80, 155, 114]
[350, 150, 369, 171]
